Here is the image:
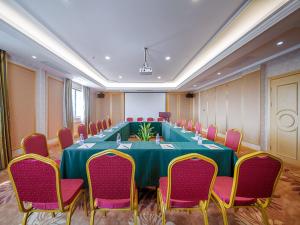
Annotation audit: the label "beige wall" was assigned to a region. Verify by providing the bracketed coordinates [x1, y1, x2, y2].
[95, 92, 124, 125]
[196, 70, 261, 146]
[47, 76, 63, 139]
[166, 93, 193, 122]
[7, 62, 36, 150]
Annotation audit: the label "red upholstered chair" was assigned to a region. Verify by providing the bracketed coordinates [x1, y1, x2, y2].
[21, 133, 60, 165]
[187, 120, 193, 131]
[212, 152, 282, 225]
[89, 122, 98, 136]
[194, 122, 202, 134]
[108, 118, 112, 127]
[176, 120, 182, 126]
[207, 125, 217, 141]
[181, 119, 187, 128]
[8, 154, 85, 225]
[157, 153, 218, 225]
[86, 149, 138, 225]
[137, 117, 143, 122]
[157, 117, 164, 122]
[225, 129, 243, 153]
[147, 117, 154, 122]
[57, 128, 73, 150]
[126, 117, 133, 122]
[78, 124, 88, 139]
[102, 119, 108, 130]
[96, 120, 103, 132]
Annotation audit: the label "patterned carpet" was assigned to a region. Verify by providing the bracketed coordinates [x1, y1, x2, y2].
[0, 164, 299, 225]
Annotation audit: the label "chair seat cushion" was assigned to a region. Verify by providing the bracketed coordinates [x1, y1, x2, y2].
[159, 177, 199, 208]
[32, 179, 83, 210]
[213, 176, 257, 206]
[95, 198, 130, 209]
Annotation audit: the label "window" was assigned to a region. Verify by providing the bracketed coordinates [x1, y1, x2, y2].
[72, 88, 84, 120]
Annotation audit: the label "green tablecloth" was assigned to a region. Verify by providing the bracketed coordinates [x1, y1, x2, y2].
[60, 122, 237, 188]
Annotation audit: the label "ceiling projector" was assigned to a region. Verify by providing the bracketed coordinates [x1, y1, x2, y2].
[139, 47, 152, 75]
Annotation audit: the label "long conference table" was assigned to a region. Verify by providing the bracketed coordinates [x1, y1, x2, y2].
[60, 122, 238, 188]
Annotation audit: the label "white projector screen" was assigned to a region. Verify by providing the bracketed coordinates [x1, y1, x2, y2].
[125, 93, 166, 120]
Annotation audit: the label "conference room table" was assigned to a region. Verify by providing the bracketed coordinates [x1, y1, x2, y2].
[60, 122, 238, 188]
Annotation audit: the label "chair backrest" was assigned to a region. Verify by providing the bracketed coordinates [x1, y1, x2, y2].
[8, 154, 63, 211]
[157, 117, 164, 122]
[108, 118, 112, 127]
[181, 120, 187, 127]
[207, 125, 217, 141]
[87, 149, 135, 209]
[126, 117, 133, 122]
[176, 120, 182, 126]
[57, 128, 73, 149]
[166, 153, 217, 209]
[102, 119, 108, 129]
[89, 122, 98, 136]
[231, 153, 282, 204]
[187, 120, 193, 131]
[194, 122, 202, 133]
[147, 117, 154, 122]
[78, 124, 88, 139]
[137, 117, 143, 122]
[225, 129, 243, 152]
[21, 133, 49, 157]
[96, 120, 103, 131]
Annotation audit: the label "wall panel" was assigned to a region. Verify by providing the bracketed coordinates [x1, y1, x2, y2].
[216, 84, 227, 134]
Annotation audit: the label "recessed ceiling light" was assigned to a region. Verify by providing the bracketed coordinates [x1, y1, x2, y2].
[118, 75, 123, 79]
[276, 41, 284, 46]
[157, 76, 161, 79]
[217, 72, 222, 75]
[193, 84, 197, 87]
[165, 56, 171, 61]
[105, 56, 111, 60]
[32, 55, 37, 59]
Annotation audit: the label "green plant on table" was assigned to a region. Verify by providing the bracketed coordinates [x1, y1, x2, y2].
[137, 123, 154, 141]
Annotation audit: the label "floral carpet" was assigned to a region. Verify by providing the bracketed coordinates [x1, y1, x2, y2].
[0, 163, 299, 225]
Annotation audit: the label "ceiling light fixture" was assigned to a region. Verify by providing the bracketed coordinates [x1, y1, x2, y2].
[118, 75, 123, 79]
[276, 41, 284, 46]
[157, 76, 161, 79]
[193, 84, 197, 87]
[105, 56, 111, 60]
[165, 56, 171, 61]
[32, 55, 37, 59]
[217, 72, 222, 75]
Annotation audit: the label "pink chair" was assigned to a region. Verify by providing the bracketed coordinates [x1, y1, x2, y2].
[89, 122, 98, 136]
[86, 149, 138, 225]
[137, 117, 143, 122]
[147, 117, 154, 122]
[225, 129, 243, 153]
[186, 120, 193, 131]
[207, 125, 217, 141]
[181, 120, 187, 128]
[8, 154, 85, 225]
[21, 133, 61, 165]
[108, 118, 112, 127]
[158, 153, 218, 225]
[96, 120, 103, 132]
[157, 117, 164, 122]
[57, 128, 73, 149]
[102, 119, 108, 130]
[212, 152, 282, 225]
[78, 124, 88, 139]
[194, 122, 202, 134]
[176, 120, 182, 126]
[127, 117, 133, 122]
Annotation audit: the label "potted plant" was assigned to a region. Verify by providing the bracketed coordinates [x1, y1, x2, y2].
[136, 123, 154, 141]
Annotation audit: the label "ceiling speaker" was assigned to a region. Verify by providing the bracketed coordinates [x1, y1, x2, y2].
[186, 93, 194, 98]
[97, 92, 105, 98]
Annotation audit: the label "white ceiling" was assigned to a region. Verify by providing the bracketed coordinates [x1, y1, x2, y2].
[14, 0, 246, 83]
[0, 0, 299, 91]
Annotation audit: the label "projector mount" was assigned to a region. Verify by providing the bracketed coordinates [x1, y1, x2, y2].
[139, 47, 153, 75]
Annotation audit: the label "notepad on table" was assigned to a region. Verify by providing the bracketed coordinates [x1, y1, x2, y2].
[77, 143, 95, 149]
[160, 144, 175, 149]
[203, 144, 222, 150]
[94, 134, 105, 138]
[117, 143, 132, 149]
[105, 129, 113, 132]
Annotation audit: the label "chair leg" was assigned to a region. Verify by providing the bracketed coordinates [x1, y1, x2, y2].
[22, 212, 30, 225]
[90, 209, 95, 225]
[161, 207, 166, 225]
[66, 210, 72, 225]
[220, 203, 229, 225]
[258, 206, 270, 225]
[134, 208, 138, 225]
[200, 203, 209, 225]
[51, 212, 55, 218]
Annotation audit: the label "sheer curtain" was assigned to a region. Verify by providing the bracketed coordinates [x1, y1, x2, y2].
[0, 50, 12, 169]
[63, 78, 73, 132]
[83, 86, 91, 128]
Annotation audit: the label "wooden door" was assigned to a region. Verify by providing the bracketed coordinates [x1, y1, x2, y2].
[270, 73, 300, 164]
